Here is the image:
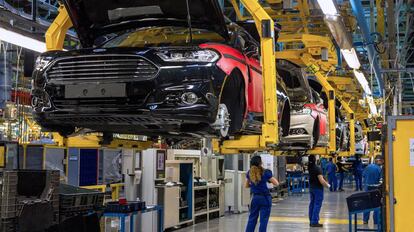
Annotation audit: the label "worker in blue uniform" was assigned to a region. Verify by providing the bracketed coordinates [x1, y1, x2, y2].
[353, 156, 363, 191]
[336, 157, 348, 191]
[326, 158, 338, 192]
[245, 156, 279, 232]
[362, 155, 384, 224]
[320, 158, 327, 175]
[308, 155, 331, 228]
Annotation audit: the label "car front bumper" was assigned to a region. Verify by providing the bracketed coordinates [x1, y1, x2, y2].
[31, 50, 227, 135]
[280, 113, 314, 147]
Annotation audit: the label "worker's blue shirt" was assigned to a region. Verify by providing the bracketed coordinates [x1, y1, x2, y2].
[363, 164, 382, 186]
[246, 169, 272, 195]
[326, 162, 337, 175]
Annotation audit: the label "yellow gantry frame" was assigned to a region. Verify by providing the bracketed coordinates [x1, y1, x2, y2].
[220, 0, 280, 153]
[45, 5, 72, 51]
[276, 34, 338, 154]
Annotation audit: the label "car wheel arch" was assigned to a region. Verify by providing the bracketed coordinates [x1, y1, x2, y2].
[313, 117, 320, 146]
[280, 99, 291, 137]
[219, 68, 247, 134]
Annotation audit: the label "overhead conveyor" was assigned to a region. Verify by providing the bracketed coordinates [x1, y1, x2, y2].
[45, 0, 373, 157]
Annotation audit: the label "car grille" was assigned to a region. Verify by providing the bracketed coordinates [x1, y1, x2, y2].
[46, 55, 158, 80]
[52, 97, 147, 110]
[50, 114, 179, 124]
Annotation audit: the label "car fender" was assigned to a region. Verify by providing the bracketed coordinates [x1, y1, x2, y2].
[200, 43, 250, 112]
[318, 112, 328, 135]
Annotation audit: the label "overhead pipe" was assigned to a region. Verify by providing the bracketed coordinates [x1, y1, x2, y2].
[349, 0, 384, 96]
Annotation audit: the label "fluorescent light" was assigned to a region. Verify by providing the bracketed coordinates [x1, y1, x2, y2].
[353, 70, 372, 95]
[366, 96, 378, 115]
[0, 27, 46, 53]
[316, 0, 338, 15]
[341, 48, 361, 69]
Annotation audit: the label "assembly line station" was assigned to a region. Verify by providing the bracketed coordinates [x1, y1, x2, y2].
[0, 0, 412, 231]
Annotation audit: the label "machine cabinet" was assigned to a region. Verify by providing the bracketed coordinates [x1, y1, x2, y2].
[157, 186, 180, 229]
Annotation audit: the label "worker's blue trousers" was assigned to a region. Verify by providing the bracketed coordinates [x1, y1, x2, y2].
[327, 173, 338, 192]
[245, 195, 272, 232]
[338, 172, 345, 190]
[309, 188, 324, 225]
[355, 172, 363, 191]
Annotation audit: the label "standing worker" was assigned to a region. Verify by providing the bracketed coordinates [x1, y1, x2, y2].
[308, 155, 331, 228]
[326, 158, 338, 192]
[245, 156, 279, 232]
[336, 157, 348, 191]
[362, 155, 384, 224]
[353, 155, 363, 191]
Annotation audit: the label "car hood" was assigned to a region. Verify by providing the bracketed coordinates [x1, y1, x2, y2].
[62, 0, 229, 47]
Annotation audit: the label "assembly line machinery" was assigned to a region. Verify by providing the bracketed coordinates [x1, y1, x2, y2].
[1, 0, 403, 230]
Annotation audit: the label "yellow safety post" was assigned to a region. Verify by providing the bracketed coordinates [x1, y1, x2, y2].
[45, 5, 73, 51]
[110, 183, 124, 200]
[338, 98, 355, 156]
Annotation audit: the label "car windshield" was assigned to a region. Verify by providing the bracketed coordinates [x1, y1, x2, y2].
[99, 26, 226, 48]
[278, 68, 310, 103]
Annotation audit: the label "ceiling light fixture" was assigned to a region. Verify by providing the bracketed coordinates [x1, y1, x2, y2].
[316, 0, 338, 15]
[341, 48, 361, 69]
[353, 70, 372, 95]
[0, 27, 46, 53]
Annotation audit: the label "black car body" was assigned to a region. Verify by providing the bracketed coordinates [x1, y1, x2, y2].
[31, 0, 290, 138]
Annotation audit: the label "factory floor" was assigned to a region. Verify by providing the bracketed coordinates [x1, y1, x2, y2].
[176, 184, 380, 232]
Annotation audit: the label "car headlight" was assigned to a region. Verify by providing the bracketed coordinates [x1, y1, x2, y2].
[289, 128, 308, 135]
[35, 56, 53, 71]
[156, 50, 219, 63]
[292, 108, 312, 115]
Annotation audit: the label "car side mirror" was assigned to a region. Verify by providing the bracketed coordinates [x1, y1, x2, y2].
[245, 44, 259, 58]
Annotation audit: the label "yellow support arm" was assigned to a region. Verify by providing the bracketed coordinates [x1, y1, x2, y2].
[302, 54, 336, 153]
[240, 0, 279, 147]
[220, 0, 279, 154]
[338, 98, 355, 156]
[45, 5, 73, 51]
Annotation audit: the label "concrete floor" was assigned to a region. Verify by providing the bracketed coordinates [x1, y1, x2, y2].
[175, 185, 380, 232]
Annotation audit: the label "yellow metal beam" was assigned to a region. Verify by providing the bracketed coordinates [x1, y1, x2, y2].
[45, 5, 72, 51]
[297, 0, 309, 34]
[53, 134, 152, 150]
[278, 34, 338, 71]
[328, 76, 354, 85]
[220, 135, 263, 154]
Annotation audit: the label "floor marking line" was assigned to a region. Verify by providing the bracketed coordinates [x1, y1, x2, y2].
[269, 216, 363, 225]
